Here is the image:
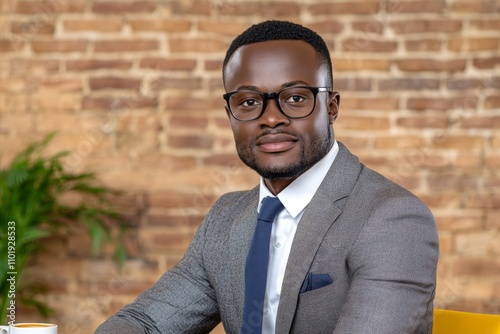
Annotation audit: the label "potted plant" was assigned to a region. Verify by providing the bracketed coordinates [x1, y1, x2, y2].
[0, 133, 126, 323]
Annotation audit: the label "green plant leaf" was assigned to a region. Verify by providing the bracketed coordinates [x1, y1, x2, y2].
[0, 133, 127, 321]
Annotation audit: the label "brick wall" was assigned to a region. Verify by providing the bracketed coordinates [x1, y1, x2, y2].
[0, 0, 499, 332]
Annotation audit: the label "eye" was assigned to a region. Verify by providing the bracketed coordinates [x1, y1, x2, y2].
[284, 95, 306, 103]
[285, 95, 304, 103]
[241, 99, 261, 107]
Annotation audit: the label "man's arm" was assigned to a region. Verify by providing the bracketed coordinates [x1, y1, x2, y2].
[95, 213, 220, 334]
[333, 194, 439, 334]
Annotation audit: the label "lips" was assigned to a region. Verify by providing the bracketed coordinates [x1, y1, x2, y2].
[256, 133, 298, 153]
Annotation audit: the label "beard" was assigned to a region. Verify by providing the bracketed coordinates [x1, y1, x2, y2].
[236, 126, 333, 180]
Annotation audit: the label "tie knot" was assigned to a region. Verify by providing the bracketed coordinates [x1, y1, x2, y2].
[258, 196, 284, 223]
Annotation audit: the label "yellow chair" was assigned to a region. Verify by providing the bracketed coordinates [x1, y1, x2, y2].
[433, 308, 500, 334]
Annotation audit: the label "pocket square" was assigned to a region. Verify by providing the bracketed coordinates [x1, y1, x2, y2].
[299, 272, 333, 293]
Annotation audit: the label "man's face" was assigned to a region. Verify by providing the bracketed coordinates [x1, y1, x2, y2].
[223, 40, 339, 192]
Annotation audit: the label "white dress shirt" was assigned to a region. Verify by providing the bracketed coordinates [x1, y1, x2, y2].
[258, 140, 339, 334]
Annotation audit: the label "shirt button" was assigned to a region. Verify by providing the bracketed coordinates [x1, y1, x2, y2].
[275, 242, 281, 248]
[263, 308, 270, 315]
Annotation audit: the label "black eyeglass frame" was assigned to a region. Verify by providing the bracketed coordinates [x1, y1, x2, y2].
[223, 86, 332, 122]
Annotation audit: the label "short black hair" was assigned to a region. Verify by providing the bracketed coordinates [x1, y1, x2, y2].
[222, 20, 333, 87]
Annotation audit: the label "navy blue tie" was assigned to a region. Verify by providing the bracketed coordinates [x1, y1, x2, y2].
[241, 196, 285, 334]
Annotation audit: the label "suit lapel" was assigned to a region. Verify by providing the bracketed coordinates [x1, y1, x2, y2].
[276, 142, 362, 333]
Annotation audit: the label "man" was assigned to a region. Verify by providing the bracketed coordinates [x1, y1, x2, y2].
[95, 20, 439, 334]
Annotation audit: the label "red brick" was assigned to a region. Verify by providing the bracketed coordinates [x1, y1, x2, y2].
[11, 21, 55, 36]
[129, 20, 191, 32]
[138, 152, 197, 170]
[171, 0, 212, 15]
[386, 1, 445, 13]
[63, 19, 122, 32]
[493, 136, 500, 148]
[451, 1, 500, 13]
[169, 116, 209, 129]
[465, 193, 500, 209]
[396, 116, 448, 129]
[165, 96, 223, 111]
[333, 58, 390, 71]
[473, 57, 500, 69]
[419, 193, 461, 209]
[10, 58, 60, 74]
[379, 78, 439, 91]
[390, 19, 462, 34]
[208, 78, 224, 91]
[470, 19, 500, 30]
[148, 192, 213, 209]
[375, 136, 424, 149]
[407, 96, 477, 110]
[308, 21, 345, 34]
[168, 134, 213, 150]
[169, 38, 226, 53]
[204, 60, 222, 71]
[428, 173, 480, 192]
[89, 76, 142, 91]
[14, 0, 85, 14]
[486, 153, 500, 169]
[198, 21, 249, 36]
[82, 96, 157, 110]
[335, 117, 390, 130]
[94, 39, 159, 53]
[66, 59, 132, 71]
[262, 2, 301, 17]
[151, 77, 202, 91]
[217, 2, 261, 16]
[461, 116, 500, 129]
[341, 97, 399, 110]
[203, 153, 243, 167]
[342, 38, 397, 52]
[334, 78, 371, 91]
[0, 93, 27, 115]
[484, 95, 500, 109]
[40, 78, 82, 91]
[433, 135, 484, 150]
[147, 213, 204, 227]
[139, 57, 196, 71]
[141, 227, 194, 252]
[32, 39, 88, 53]
[405, 39, 441, 52]
[448, 38, 500, 52]
[309, 2, 380, 15]
[452, 258, 500, 276]
[436, 214, 483, 232]
[32, 91, 81, 111]
[396, 59, 465, 72]
[456, 153, 482, 170]
[446, 79, 484, 90]
[486, 77, 500, 89]
[92, 1, 157, 13]
[352, 20, 384, 35]
[0, 39, 17, 52]
[486, 211, 500, 229]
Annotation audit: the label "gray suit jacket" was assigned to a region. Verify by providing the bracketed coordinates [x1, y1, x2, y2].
[95, 143, 439, 334]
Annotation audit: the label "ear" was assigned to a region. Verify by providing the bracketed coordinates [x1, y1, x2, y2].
[225, 105, 231, 120]
[328, 91, 340, 124]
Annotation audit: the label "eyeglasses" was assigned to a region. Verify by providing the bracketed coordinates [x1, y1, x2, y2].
[223, 86, 332, 122]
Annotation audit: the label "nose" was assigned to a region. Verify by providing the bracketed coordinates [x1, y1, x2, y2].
[258, 97, 289, 128]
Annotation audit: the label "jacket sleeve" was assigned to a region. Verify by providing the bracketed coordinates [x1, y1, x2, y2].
[95, 208, 220, 334]
[333, 194, 439, 334]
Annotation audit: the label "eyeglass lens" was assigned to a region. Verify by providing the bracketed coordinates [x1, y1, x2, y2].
[228, 87, 316, 121]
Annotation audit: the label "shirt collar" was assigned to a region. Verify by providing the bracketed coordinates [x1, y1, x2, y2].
[259, 140, 339, 218]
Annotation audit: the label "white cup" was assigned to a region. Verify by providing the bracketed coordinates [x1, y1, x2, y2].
[0, 323, 57, 334]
